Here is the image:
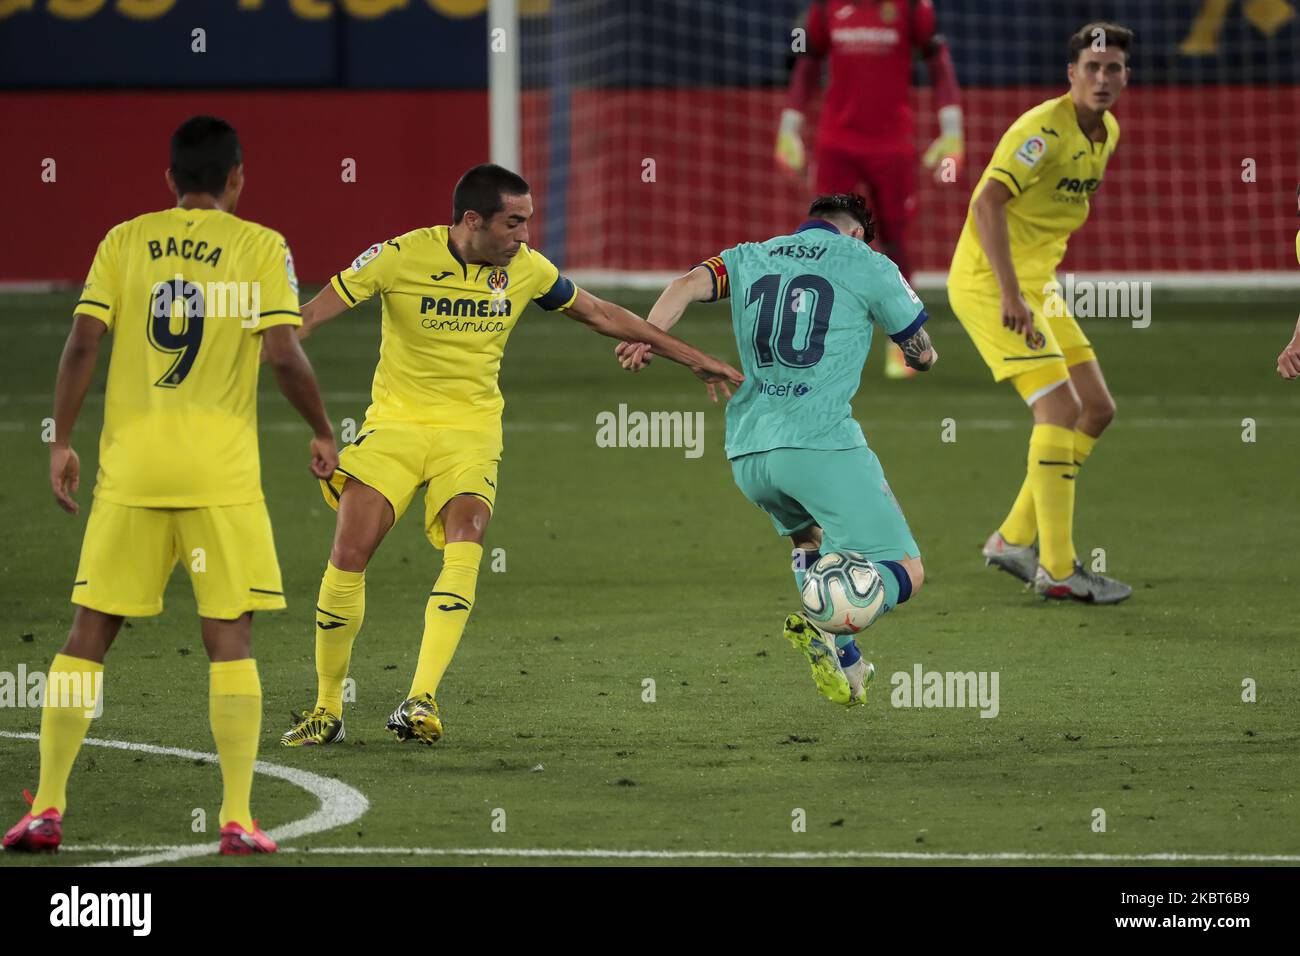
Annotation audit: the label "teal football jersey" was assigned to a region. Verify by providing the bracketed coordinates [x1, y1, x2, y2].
[700, 220, 928, 460]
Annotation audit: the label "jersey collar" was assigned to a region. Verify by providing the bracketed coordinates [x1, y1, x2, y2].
[795, 219, 839, 235]
[444, 231, 469, 278]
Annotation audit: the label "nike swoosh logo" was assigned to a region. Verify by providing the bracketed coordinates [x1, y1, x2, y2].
[437, 602, 469, 612]
[1041, 126, 1060, 137]
[1072, 150, 1086, 159]
[317, 620, 346, 630]
[386, 240, 401, 251]
[431, 270, 454, 282]
[484, 477, 496, 489]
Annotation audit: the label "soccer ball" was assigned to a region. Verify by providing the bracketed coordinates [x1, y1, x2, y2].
[800, 551, 886, 635]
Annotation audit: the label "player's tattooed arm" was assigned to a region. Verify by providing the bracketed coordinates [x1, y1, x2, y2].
[898, 326, 938, 371]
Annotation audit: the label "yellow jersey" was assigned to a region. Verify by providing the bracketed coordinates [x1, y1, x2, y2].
[949, 93, 1120, 292]
[328, 226, 578, 432]
[74, 207, 302, 507]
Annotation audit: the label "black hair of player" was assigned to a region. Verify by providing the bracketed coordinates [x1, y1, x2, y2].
[1068, 22, 1134, 63]
[808, 193, 875, 243]
[170, 116, 242, 197]
[453, 164, 530, 224]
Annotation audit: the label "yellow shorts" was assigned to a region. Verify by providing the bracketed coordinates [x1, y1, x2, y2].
[320, 420, 500, 549]
[71, 498, 285, 619]
[947, 283, 1097, 400]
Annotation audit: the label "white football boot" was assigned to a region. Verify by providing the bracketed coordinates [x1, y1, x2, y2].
[1034, 561, 1132, 604]
[841, 656, 876, 707]
[982, 531, 1038, 584]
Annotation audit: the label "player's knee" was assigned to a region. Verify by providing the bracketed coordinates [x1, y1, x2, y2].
[1034, 383, 1082, 428]
[904, 558, 924, 598]
[879, 558, 923, 605]
[329, 540, 374, 572]
[789, 525, 822, 552]
[441, 495, 492, 544]
[1084, 394, 1117, 432]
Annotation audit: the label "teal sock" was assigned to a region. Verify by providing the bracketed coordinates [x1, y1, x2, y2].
[876, 560, 902, 611]
[791, 547, 821, 593]
[833, 633, 862, 665]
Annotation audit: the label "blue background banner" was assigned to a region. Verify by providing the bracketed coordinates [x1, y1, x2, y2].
[1, 0, 1296, 88]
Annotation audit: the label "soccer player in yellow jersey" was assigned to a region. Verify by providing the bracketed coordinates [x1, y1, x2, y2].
[281, 164, 743, 747]
[1273, 186, 1300, 378]
[3, 117, 339, 855]
[947, 22, 1134, 604]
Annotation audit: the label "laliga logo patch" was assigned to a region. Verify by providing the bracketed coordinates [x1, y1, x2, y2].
[1014, 136, 1047, 168]
[351, 242, 383, 271]
[285, 250, 299, 295]
[1026, 330, 1047, 351]
[486, 268, 509, 293]
[897, 270, 921, 304]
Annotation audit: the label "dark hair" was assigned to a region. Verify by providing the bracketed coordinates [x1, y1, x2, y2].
[170, 116, 242, 197]
[808, 193, 875, 242]
[453, 163, 530, 224]
[1068, 22, 1134, 63]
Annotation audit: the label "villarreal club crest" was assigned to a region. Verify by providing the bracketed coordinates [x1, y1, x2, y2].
[487, 267, 509, 315]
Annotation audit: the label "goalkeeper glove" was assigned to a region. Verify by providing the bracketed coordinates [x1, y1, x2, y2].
[922, 105, 964, 182]
[775, 108, 806, 174]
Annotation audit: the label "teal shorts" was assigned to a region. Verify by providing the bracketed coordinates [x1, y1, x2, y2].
[730, 446, 919, 561]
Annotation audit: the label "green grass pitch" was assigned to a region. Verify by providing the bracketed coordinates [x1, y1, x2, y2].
[1, 286, 1297, 867]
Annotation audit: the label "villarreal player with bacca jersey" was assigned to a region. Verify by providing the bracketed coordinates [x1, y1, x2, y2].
[947, 21, 1135, 604]
[4, 117, 338, 856]
[281, 164, 743, 748]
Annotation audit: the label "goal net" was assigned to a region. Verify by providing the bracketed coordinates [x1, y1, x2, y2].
[514, 0, 1300, 289]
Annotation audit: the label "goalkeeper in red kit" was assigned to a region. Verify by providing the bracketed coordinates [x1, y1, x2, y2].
[776, 0, 963, 379]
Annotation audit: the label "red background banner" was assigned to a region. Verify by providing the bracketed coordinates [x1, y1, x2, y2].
[0, 91, 490, 284]
[2, 86, 1297, 283]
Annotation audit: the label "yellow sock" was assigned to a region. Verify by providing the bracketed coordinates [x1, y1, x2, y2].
[315, 562, 365, 718]
[1000, 430, 1099, 547]
[209, 658, 261, 831]
[31, 653, 103, 815]
[1073, 429, 1098, 468]
[1028, 424, 1078, 579]
[998, 475, 1037, 547]
[409, 542, 483, 700]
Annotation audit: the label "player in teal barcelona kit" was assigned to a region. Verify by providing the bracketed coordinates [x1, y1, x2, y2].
[617, 194, 938, 706]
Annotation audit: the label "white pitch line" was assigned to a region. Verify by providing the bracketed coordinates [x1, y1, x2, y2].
[48, 845, 1300, 863]
[0, 418, 1294, 435]
[0, 731, 368, 867]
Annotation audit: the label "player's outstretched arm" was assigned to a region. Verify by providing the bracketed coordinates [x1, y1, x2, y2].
[972, 180, 1034, 337]
[298, 283, 351, 341]
[259, 283, 351, 365]
[1277, 314, 1300, 379]
[615, 265, 714, 372]
[562, 287, 743, 400]
[49, 314, 108, 514]
[261, 324, 339, 479]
